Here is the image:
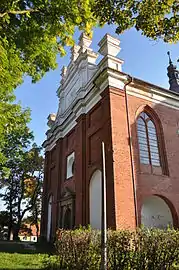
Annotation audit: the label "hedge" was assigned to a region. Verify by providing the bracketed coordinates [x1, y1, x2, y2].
[43, 227, 179, 270]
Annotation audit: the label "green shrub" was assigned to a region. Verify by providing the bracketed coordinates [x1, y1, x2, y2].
[54, 227, 101, 270]
[107, 228, 179, 270]
[44, 228, 179, 270]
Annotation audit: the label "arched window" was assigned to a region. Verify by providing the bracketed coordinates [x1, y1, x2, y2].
[89, 170, 102, 229]
[66, 152, 75, 179]
[137, 111, 168, 175]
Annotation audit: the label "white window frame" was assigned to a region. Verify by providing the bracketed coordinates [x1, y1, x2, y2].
[66, 152, 75, 179]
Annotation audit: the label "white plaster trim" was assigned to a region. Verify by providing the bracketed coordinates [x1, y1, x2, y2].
[98, 55, 123, 72]
[73, 85, 103, 117]
[55, 119, 77, 141]
[66, 152, 75, 179]
[45, 142, 56, 152]
[95, 67, 179, 110]
[44, 86, 102, 151]
[126, 83, 179, 110]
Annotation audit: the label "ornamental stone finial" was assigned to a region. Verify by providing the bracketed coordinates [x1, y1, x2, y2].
[98, 34, 121, 57]
[70, 44, 80, 62]
[78, 32, 92, 53]
[47, 113, 56, 128]
[61, 66, 67, 77]
[60, 66, 67, 84]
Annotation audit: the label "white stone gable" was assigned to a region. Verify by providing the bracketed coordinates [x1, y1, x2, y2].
[44, 33, 124, 147]
[56, 33, 98, 122]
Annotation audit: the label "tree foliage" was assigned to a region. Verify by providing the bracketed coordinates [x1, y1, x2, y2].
[0, 132, 44, 240]
[0, 0, 96, 93]
[95, 0, 179, 43]
[1, 0, 179, 93]
[0, 103, 31, 164]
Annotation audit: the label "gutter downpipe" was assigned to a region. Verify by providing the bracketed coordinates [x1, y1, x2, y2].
[124, 75, 138, 227]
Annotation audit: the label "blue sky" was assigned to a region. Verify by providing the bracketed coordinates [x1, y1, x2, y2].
[15, 24, 179, 147]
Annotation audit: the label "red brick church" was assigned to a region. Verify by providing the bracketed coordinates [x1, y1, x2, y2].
[41, 33, 179, 241]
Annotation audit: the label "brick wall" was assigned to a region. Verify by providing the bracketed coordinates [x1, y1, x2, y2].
[124, 91, 179, 227]
[109, 87, 136, 229]
[41, 88, 116, 239]
[41, 86, 179, 240]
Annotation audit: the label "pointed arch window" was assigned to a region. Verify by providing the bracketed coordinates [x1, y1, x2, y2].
[137, 111, 168, 175]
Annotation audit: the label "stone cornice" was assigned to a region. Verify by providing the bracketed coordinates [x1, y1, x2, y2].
[126, 77, 179, 110]
[94, 67, 179, 109]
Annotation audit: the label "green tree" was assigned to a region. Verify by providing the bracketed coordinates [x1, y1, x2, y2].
[0, 125, 33, 240]
[0, 0, 96, 94]
[1, 0, 178, 90]
[0, 128, 44, 240]
[22, 144, 43, 240]
[1, 0, 179, 91]
[94, 0, 179, 43]
[0, 102, 31, 164]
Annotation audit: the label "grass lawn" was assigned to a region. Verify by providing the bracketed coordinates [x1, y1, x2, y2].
[0, 253, 45, 269]
[0, 241, 55, 269]
[0, 241, 178, 270]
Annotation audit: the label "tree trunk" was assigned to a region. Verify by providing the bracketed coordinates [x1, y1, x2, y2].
[8, 183, 13, 241]
[35, 207, 39, 241]
[7, 220, 13, 241]
[13, 222, 21, 241]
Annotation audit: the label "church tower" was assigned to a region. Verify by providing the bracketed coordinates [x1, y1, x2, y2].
[167, 51, 179, 93]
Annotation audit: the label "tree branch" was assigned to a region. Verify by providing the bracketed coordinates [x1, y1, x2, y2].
[0, 9, 39, 18]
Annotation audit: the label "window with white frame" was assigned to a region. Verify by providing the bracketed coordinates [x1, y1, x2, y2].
[66, 152, 75, 179]
[137, 112, 160, 167]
